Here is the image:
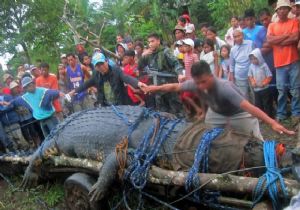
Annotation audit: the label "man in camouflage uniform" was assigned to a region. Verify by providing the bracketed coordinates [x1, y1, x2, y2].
[138, 33, 185, 115]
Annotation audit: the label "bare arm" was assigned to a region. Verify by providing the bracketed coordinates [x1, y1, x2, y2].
[267, 34, 288, 45]
[260, 41, 272, 54]
[142, 83, 181, 94]
[279, 32, 299, 46]
[240, 100, 295, 135]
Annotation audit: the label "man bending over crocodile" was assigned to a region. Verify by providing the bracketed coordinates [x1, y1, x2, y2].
[142, 60, 295, 139]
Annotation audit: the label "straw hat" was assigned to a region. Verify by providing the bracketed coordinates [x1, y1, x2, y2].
[275, 0, 292, 11]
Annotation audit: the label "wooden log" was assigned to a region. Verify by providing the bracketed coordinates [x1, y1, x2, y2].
[49, 155, 102, 173]
[148, 166, 300, 198]
[1, 154, 299, 199]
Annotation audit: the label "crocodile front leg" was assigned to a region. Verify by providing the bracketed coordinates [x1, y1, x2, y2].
[21, 140, 59, 189]
[89, 151, 120, 202]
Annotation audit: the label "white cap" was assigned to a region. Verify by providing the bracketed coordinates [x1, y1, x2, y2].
[175, 40, 183, 46]
[60, 54, 67, 59]
[182, 38, 194, 48]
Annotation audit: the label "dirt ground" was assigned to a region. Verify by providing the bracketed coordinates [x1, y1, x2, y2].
[0, 119, 298, 210]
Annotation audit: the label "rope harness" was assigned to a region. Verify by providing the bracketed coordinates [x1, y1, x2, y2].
[112, 105, 181, 209]
[252, 140, 288, 210]
[185, 128, 224, 201]
[112, 107, 289, 209]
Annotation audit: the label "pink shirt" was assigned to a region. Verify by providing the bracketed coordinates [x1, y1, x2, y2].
[184, 52, 199, 79]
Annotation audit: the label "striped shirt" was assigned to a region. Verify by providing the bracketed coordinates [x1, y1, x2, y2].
[184, 52, 199, 79]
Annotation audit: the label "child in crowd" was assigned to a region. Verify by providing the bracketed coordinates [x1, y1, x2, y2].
[193, 39, 203, 58]
[248, 48, 273, 117]
[200, 39, 219, 76]
[225, 16, 241, 46]
[135, 41, 144, 63]
[182, 39, 199, 78]
[219, 45, 231, 80]
[181, 39, 204, 120]
[122, 50, 145, 106]
[175, 40, 185, 66]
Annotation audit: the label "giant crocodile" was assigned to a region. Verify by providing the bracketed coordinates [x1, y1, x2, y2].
[21, 105, 291, 203]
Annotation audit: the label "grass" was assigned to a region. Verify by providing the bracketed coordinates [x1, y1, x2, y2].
[0, 176, 65, 210]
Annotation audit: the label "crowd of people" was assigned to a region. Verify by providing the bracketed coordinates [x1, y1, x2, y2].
[0, 0, 299, 153]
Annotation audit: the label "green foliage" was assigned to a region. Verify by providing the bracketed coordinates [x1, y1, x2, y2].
[1, 0, 272, 70]
[207, 0, 269, 29]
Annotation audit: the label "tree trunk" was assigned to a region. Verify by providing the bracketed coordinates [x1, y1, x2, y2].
[20, 42, 31, 64]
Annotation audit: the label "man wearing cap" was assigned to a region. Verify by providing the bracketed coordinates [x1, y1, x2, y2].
[68, 52, 145, 106]
[267, 0, 300, 123]
[66, 53, 93, 112]
[5, 77, 64, 138]
[138, 33, 185, 115]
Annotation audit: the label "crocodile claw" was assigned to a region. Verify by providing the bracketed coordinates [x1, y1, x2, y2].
[89, 181, 107, 202]
[20, 168, 39, 189]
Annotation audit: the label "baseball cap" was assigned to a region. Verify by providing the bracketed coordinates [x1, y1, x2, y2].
[9, 81, 19, 90]
[60, 54, 67, 59]
[21, 76, 33, 88]
[175, 40, 183, 46]
[182, 38, 195, 48]
[92, 52, 106, 66]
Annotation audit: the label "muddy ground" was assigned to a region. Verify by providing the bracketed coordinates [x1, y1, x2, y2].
[0, 119, 298, 210]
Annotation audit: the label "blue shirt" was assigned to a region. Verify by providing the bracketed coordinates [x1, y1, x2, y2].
[19, 87, 59, 120]
[230, 40, 254, 80]
[66, 64, 86, 102]
[243, 25, 266, 48]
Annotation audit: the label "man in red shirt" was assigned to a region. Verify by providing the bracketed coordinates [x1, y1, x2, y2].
[36, 62, 63, 120]
[267, 0, 300, 122]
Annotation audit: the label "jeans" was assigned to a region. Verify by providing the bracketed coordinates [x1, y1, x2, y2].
[40, 115, 58, 138]
[276, 61, 300, 119]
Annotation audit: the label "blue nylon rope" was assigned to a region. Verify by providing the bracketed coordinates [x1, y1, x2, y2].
[125, 116, 181, 190]
[252, 140, 288, 210]
[185, 127, 224, 193]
